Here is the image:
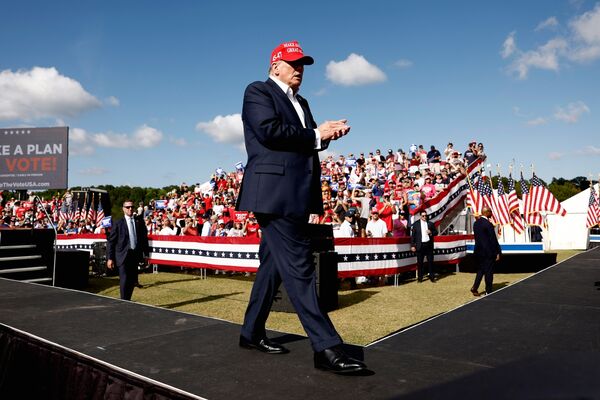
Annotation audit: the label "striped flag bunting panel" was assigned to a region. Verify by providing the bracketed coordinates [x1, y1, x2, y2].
[56, 234, 471, 278]
[412, 159, 482, 226]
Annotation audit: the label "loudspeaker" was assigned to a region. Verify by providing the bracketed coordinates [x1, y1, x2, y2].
[55, 250, 89, 290]
[271, 251, 339, 313]
[91, 242, 114, 276]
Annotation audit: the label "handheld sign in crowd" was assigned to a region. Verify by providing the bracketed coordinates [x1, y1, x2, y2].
[0, 127, 69, 190]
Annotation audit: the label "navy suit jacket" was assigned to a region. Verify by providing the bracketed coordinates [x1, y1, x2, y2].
[473, 217, 501, 259]
[107, 216, 149, 267]
[236, 78, 326, 218]
[410, 220, 437, 251]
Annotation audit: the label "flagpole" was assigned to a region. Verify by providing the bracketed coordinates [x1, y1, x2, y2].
[521, 163, 530, 242]
[509, 164, 516, 243]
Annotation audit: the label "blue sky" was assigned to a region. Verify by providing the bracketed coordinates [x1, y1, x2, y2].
[1, 0, 599, 188]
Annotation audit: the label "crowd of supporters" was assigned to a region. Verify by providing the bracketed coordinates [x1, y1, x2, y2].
[0, 141, 487, 238]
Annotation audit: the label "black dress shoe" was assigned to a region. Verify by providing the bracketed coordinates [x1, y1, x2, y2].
[239, 336, 289, 354]
[470, 288, 480, 296]
[314, 346, 367, 374]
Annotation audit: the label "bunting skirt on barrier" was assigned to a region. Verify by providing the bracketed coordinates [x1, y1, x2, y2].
[56, 234, 471, 278]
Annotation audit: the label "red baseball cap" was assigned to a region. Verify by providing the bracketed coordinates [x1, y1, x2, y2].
[271, 41, 314, 65]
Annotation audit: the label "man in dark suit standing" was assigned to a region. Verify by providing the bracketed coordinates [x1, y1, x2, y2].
[107, 200, 149, 301]
[411, 211, 438, 282]
[471, 206, 502, 296]
[236, 40, 366, 374]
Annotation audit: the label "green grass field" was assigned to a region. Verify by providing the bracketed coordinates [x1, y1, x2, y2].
[86, 250, 580, 346]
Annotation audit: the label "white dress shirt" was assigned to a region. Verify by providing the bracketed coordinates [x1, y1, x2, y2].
[420, 219, 430, 243]
[269, 75, 321, 149]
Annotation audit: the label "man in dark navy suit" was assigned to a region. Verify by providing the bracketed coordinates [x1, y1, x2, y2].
[107, 200, 149, 300]
[471, 206, 502, 296]
[411, 211, 438, 282]
[236, 40, 366, 374]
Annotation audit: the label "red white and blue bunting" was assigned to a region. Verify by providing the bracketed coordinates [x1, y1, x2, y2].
[57, 234, 471, 277]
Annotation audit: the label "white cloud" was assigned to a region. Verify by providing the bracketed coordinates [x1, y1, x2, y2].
[509, 38, 568, 79]
[68, 125, 164, 155]
[69, 128, 95, 156]
[394, 59, 413, 68]
[79, 167, 109, 176]
[570, 3, 600, 44]
[0, 67, 101, 121]
[105, 96, 120, 107]
[548, 152, 564, 160]
[325, 53, 386, 86]
[527, 117, 548, 126]
[554, 101, 590, 123]
[577, 145, 600, 155]
[535, 17, 559, 31]
[196, 113, 244, 145]
[503, 4, 600, 78]
[501, 32, 517, 58]
[133, 124, 163, 147]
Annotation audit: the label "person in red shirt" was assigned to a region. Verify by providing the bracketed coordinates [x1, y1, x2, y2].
[245, 215, 261, 238]
[376, 194, 395, 232]
[181, 216, 198, 236]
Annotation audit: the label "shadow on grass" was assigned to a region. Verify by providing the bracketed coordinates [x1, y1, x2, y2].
[87, 276, 120, 293]
[492, 281, 510, 291]
[158, 292, 244, 309]
[142, 276, 207, 289]
[337, 290, 379, 309]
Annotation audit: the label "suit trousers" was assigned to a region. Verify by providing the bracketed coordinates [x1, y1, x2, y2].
[416, 241, 435, 279]
[473, 256, 495, 294]
[118, 250, 140, 301]
[240, 214, 342, 352]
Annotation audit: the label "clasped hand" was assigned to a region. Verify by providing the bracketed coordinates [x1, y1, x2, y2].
[319, 119, 350, 141]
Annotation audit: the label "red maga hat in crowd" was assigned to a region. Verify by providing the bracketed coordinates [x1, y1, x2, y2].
[271, 41, 314, 65]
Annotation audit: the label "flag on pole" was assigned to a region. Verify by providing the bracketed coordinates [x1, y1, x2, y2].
[495, 178, 511, 226]
[466, 173, 483, 216]
[507, 174, 524, 234]
[587, 185, 600, 229]
[520, 173, 544, 226]
[528, 173, 567, 217]
[88, 194, 96, 224]
[479, 176, 499, 225]
[80, 201, 88, 224]
[96, 202, 105, 227]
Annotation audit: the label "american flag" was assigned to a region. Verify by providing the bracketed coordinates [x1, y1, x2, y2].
[527, 173, 567, 217]
[495, 178, 512, 226]
[479, 175, 499, 225]
[520, 173, 544, 226]
[587, 184, 600, 229]
[467, 173, 483, 216]
[80, 201, 88, 223]
[96, 202, 105, 227]
[507, 174, 524, 234]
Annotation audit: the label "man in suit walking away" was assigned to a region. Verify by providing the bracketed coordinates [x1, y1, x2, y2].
[471, 206, 502, 296]
[411, 211, 438, 282]
[236, 40, 367, 374]
[107, 200, 149, 301]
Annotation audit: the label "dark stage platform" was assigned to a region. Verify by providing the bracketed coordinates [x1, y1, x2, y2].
[1, 249, 600, 399]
